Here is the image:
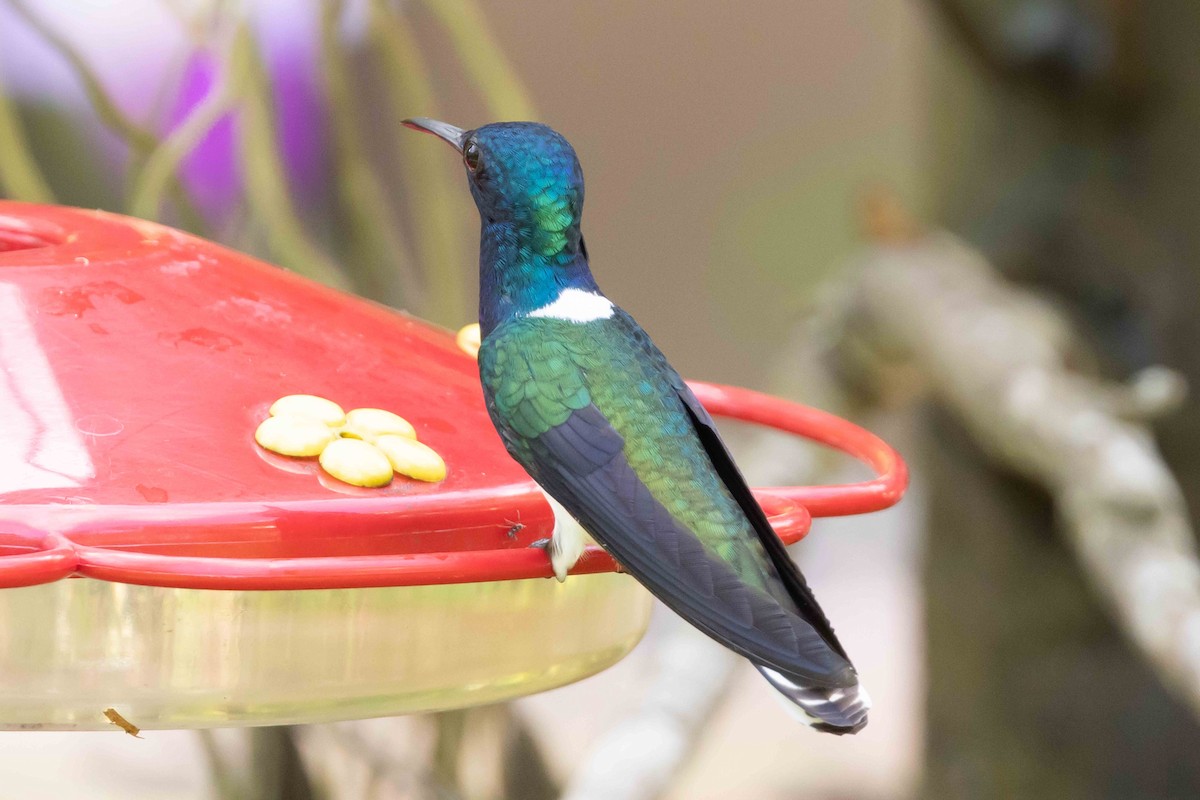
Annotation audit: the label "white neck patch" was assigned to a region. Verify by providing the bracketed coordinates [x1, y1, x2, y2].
[527, 288, 614, 322]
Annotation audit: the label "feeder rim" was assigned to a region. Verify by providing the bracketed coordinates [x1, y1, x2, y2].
[0, 381, 906, 591]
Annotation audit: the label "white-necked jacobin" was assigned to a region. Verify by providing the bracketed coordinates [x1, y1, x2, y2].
[404, 117, 869, 734]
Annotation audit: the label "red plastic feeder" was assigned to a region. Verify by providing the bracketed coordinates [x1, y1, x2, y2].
[0, 202, 906, 730]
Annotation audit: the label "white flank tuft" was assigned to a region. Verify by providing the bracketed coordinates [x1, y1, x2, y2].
[543, 491, 590, 581]
[528, 288, 614, 322]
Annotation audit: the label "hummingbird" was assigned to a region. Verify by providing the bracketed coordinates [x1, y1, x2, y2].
[404, 118, 869, 734]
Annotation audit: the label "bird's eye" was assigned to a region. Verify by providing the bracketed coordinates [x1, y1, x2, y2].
[463, 141, 482, 173]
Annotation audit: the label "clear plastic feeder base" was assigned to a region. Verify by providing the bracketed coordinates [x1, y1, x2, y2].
[0, 573, 650, 730]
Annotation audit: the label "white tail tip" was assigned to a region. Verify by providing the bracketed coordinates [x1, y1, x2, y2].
[756, 664, 871, 735]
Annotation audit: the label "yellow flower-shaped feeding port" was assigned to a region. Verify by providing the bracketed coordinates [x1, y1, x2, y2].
[319, 439, 393, 487]
[255, 394, 447, 487]
[456, 323, 481, 359]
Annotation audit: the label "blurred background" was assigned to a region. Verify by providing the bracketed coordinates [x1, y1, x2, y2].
[2, 0, 1199, 798]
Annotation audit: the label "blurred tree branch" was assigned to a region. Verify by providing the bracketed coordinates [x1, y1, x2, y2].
[302, 721, 452, 799]
[248, 726, 319, 800]
[561, 621, 739, 800]
[927, 0, 1148, 121]
[430, 708, 468, 796]
[839, 202, 1200, 718]
[198, 729, 245, 800]
[499, 704, 560, 800]
[199, 727, 318, 800]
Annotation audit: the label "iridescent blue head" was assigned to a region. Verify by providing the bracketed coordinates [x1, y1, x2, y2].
[404, 118, 597, 334]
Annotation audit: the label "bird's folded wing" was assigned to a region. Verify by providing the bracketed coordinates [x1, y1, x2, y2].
[668, 378, 852, 663]
[527, 403, 856, 687]
[480, 317, 855, 686]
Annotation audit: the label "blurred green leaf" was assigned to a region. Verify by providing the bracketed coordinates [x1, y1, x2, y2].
[130, 47, 236, 221]
[368, 0, 469, 324]
[420, 0, 536, 121]
[0, 63, 54, 202]
[5, 0, 207, 230]
[231, 24, 350, 289]
[320, 0, 421, 308]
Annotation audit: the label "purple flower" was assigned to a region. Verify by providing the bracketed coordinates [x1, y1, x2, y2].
[164, 31, 329, 225]
[0, 0, 330, 225]
[164, 53, 241, 220]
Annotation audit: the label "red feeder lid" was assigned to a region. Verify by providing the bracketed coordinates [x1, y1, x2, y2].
[0, 202, 907, 592]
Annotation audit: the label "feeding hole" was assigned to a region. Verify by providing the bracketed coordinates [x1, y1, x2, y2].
[0, 215, 66, 254]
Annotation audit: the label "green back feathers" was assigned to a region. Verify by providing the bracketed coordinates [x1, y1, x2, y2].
[480, 314, 780, 593]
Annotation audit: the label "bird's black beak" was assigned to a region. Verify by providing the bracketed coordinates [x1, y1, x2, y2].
[402, 117, 466, 153]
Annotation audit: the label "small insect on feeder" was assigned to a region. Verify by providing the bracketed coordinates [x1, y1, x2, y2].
[0, 202, 907, 730]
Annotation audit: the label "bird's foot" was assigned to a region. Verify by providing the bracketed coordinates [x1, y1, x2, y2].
[528, 527, 585, 582]
[530, 492, 588, 582]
